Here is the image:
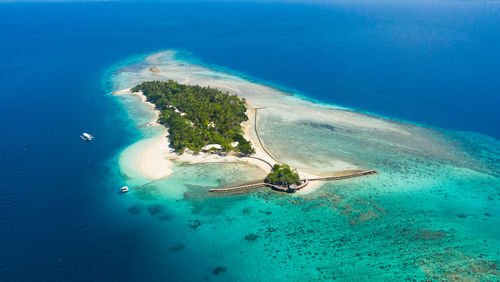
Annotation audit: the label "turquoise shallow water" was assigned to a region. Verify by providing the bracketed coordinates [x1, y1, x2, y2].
[111, 52, 500, 281]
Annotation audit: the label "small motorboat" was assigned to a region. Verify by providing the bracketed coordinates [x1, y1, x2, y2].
[80, 132, 94, 141]
[120, 186, 129, 193]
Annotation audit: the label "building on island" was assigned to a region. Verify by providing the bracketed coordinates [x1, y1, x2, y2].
[202, 144, 222, 151]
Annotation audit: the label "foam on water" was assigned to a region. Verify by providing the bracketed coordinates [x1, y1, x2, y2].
[111, 51, 500, 280]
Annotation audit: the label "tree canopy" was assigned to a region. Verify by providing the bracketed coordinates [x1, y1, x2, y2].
[132, 80, 254, 155]
[264, 164, 302, 187]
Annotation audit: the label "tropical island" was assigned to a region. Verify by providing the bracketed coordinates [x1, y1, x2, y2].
[117, 78, 377, 193]
[113, 62, 377, 193]
[131, 80, 254, 155]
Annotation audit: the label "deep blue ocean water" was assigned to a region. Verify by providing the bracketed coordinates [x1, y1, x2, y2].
[1, 1, 499, 281]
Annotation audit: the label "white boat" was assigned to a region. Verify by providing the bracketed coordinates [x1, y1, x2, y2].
[120, 186, 129, 193]
[80, 132, 94, 141]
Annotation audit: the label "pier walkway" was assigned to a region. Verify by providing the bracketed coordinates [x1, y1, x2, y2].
[243, 156, 274, 169]
[208, 182, 267, 193]
[309, 170, 377, 181]
[209, 170, 377, 194]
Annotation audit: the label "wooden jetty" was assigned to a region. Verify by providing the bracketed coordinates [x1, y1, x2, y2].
[309, 170, 377, 181]
[209, 170, 377, 194]
[244, 156, 274, 169]
[208, 182, 267, 193]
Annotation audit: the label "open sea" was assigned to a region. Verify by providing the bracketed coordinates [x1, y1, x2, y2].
[1, 1, 499, 281]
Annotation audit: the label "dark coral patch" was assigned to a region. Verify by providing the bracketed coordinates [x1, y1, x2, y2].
[128, 205, 141, 215]
[147, 204, 163, 216]
[188, 219, 201, 230]
[415, 230, 447, 240]
[244, 233, 259, 242]
[213, 266, 227, 276]
[169, 243, 185, 252]
[159, 214, 173, 221]
[242, 206, 252, 214]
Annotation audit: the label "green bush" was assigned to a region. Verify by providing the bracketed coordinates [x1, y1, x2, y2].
[264, 164, 301, 187]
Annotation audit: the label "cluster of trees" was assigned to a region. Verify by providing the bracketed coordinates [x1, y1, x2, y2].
[264, 164, 302, 187]
[132, 80, 254, 155]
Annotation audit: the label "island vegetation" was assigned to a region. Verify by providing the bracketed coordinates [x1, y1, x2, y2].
[131, 80, 254, 155]
[264, 164, 302, 187]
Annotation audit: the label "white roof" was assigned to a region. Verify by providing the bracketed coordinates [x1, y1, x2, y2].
[202, 144, 222, 150]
